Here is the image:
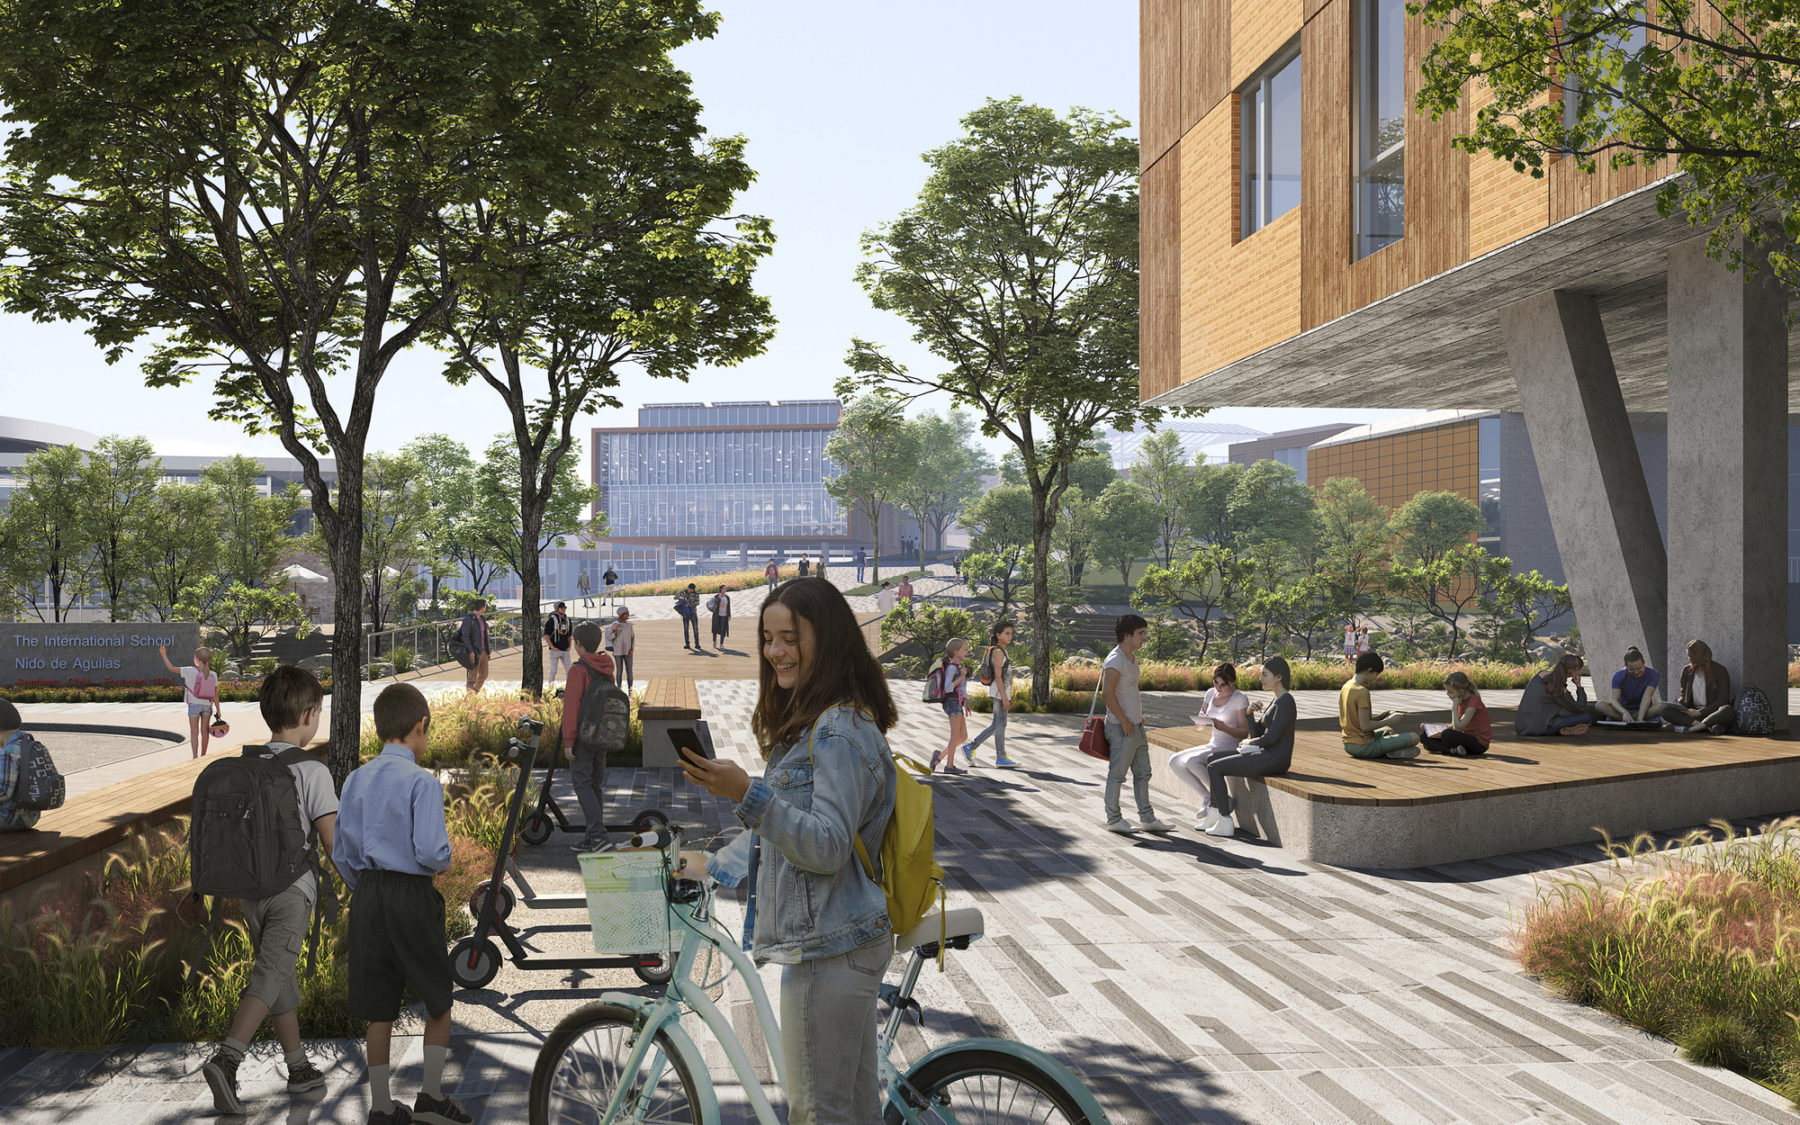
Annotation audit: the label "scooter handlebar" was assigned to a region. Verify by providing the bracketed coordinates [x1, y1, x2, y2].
[629, 825, 677, 850]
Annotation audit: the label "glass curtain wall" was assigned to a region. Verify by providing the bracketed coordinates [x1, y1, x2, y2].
[604, 428, 845, 538]
[1355, 0, 1406, 259]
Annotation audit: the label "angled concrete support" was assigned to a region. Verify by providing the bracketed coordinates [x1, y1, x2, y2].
[1500, 290, 1667, 691]
[1666, 235, 1790, 725]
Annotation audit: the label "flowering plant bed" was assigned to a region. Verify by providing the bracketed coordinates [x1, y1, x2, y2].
[1, 677, 331, 704]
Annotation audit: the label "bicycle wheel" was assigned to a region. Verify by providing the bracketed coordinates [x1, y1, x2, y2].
[886, 1048, 1095, 1125]
[530, 1002, 700, 1125]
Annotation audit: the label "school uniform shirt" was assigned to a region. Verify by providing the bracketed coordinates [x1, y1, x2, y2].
[263, 740, 339, 904]
[331, 745, 452, 892]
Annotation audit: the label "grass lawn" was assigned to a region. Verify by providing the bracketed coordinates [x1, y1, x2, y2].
[844, 569, 929, 596]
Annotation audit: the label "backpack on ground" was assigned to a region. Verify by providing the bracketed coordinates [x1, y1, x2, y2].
[574, 670, 632, 755]
[808, 710, 946, 965]
[921, 658, 946, 703]
[189, 745, 318, 900]
[12, 732, 65, 811]
[1736, 686, 1775, 736]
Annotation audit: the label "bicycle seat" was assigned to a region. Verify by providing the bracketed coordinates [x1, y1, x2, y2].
[896, 907, 984, 953]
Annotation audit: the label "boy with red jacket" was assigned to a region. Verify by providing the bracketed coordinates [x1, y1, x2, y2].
[562, 621, 619, 851]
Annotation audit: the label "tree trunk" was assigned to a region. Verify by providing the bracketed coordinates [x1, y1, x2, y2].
[870, 505, 880, 584]
[1029, 487, 1055, 707]
[519, 501, 546, 699]
[326, 465, 365, 791]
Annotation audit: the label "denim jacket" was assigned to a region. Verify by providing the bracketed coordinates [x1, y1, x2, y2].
[707, 705, 895, 965]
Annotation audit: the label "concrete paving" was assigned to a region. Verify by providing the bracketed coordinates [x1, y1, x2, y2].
[3, 678, 1798, 1122]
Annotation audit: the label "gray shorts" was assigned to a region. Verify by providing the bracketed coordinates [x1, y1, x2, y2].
[241, 884, 312, 1015]
[188, 701, 215, 718]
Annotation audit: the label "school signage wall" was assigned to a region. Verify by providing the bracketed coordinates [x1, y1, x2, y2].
[1, 623, 200, 687]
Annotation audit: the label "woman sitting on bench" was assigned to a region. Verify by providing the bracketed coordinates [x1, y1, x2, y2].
[1650, 639, 1735, 734]
[1199, 657, 1296, 839]
[1421, 671, 1491, 756]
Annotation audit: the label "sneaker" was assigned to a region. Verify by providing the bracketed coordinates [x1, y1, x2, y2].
[287, 1058, 326, 1093]
[1448, 746, 1468, 757]
[941, 762, 966, 776]
[370, 1105, 415, 1125]
[993, 756, 1021, 768]
[1103, 819, 1136, 833]
[202, 1050, 245, 1115]
[413, 1092, 474, 1125]
[1385, 745, 1422, 760]
[569, 835, 606, 852]
[1138, 818, 1175, 833]
[1203, 809, 1236, 838]
[961, 743, 976, 765]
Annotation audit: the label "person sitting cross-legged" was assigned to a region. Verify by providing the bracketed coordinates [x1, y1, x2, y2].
[1420, 671, 1491, 756]
[1594, 645, 1661, 723]
[1648, 639, 1736, 734]
[1340, 652, 1422, 760]
[1514, 653, 1594, 737]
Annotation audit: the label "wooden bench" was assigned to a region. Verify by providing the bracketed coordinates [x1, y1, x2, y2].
[1145, 718, 1800, 869]
[0, 740, 327, 913]
[638, 678, 702, 768]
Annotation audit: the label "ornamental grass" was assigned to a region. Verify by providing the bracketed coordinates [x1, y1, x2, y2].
[613, 566, 798, 598]
[1515, 819, 1800, 1104]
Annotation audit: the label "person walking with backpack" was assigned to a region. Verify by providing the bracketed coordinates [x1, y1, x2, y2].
[961, 622, 1020, 768]
[602, 565, 618, 607]
[677, 583, 703, 650]
[925, 638, 970, 776]
[455, 600, 492, 694]
[709, 585, 732, 649]
[333, 684, 469, 1125]
[196, 667, 339, 1114]
[677, 577, 898, 1125]
[160, 643, 220, 758]
[562, 621, 621, 852]
[543, 601, 575, 685]
[0, 700, 41, 832]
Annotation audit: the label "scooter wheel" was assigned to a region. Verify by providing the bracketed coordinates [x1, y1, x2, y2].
[631, 809, 671, 833]
[469, 881, 516, 922]
[521, 812, 554, 846]
[634, 955, 674, 986]
[451, 937, 502, 990]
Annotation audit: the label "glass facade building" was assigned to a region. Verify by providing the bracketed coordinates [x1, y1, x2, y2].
[596, 423, 846, 539]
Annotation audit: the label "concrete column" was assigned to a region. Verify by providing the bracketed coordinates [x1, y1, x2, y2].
[1666, 234, 1789, 725]
[739, 541, 748, 565]
[1500, 290, 1667, 693]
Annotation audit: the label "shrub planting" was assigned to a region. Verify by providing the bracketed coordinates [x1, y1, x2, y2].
[358, 688, 643, 770]
[613, 566, 795, 598]
[1, 676, 332, 704]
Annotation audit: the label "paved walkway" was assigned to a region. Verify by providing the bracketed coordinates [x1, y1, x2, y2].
[3, 679, 1797, 1122]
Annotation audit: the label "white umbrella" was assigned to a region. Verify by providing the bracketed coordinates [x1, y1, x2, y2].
[280, 564, 327, 583]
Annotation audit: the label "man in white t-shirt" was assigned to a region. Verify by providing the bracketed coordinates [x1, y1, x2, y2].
[876, 581, 897, 614]
[605, 607, 636, 691]
[1099, 614, 1173, 834]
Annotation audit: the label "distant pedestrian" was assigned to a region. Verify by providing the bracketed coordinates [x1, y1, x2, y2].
[708, 585, 731, 648]
[896, 576, 914, 604]
[606, 607, 636, 690]
[602, 565, 618, 607]
[953, 551, 964, 580]
[876, 581, 896, 615]
[765, 558, 780, 591]
[1355, 625, 1371, 655]
[677, 583, 702, 650]
[926, 638, 970, 776]
[817, 554, 828, 581]
[856, 547, 866, 584]
[1101, 614, 1173, 834]
[160, 643, 220, 758]
[456, 600, 492, 694]
[798, 555, 810, 578]
[1343, 621, 1356, 662]
[576, 569, 593, 609]
[543, 602, 574, 685]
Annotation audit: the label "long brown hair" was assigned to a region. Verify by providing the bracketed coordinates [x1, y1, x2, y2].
[1686, 639, 1712, 671]
[751, 577, 898, 755]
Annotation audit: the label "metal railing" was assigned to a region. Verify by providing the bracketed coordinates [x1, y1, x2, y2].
[363, 617, 466, 681]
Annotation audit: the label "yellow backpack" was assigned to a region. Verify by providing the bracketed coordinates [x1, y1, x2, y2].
[809, 710, 947, 964]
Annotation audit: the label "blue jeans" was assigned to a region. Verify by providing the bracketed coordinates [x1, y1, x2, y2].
[570, 745, 606, 836]
[780, 933, 889, 1125]
[1102, 718, 1155, 823]
[682, 614, 700, 646]
[967, 702, 1008, 759]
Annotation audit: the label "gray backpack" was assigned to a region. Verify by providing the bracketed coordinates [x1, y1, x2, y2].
[574, 670, 631, 754]
[12, 733, 65, 811]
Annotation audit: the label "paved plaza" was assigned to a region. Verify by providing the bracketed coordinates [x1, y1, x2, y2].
[3, 678, 1798, 1122]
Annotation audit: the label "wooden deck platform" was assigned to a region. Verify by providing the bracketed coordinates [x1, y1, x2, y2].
[1145, 717, 1800, 868]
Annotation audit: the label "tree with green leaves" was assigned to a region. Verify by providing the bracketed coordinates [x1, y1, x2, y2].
[1313, 476, 1392, 627]
[1052, 491, 1101, 588]
[402, 434, 491, 609]
[139, 483, 223, 623]
[1416, 0, 1800, 291]
[825, 398, 921, 587]
[1479, 564, 1575, 662]
[346, 452, 434, 635]
[1390, 490, 1484, 568]
[178, 577, 309, 672]
[893, 411, 991, 570]
[202, 456, 302, 591]
[1091, 480, 1163, 590]
[1131, 430, 1196, 568]
[960, 485, 1036, 613]
[1181, 461, 1243, 549]
[421, 47, 773, 698]
[1224, 461, 1318, 560]
[1134, 544, 1253, 665]
[0, 445, 92, 622]
[0, 0, 722, 783]
[1388, 543, 1510, 660]
[79, 436, 162, 621]
[841, 98, 1160, 705]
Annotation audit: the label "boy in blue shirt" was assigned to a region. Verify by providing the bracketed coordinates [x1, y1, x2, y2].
[0, 700, 41, 832]
[333, 683, 467, 1125]
[1596, 645, 1662, 723]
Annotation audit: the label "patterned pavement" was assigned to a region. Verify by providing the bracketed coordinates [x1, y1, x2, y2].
[3, 681, 1798, 1122]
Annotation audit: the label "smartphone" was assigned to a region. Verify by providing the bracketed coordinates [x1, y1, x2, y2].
[670, 726, 716, 761]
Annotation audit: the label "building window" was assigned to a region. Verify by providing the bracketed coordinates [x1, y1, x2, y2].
[1478, 416, 1502, 553]
[1240, 42, 1302, 238]
[1355, 0, 1406, 260]
[1561, 18, 1648, 140]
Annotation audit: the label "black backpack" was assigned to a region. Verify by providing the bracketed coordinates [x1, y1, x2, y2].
[190, 745, 317, 900]
[574, 669, 631, 755]
[11, 733, 66, 811]
[1736, 686, 1775, 736]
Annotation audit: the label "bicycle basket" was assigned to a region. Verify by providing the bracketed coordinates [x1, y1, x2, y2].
[580, 850, 673, 955]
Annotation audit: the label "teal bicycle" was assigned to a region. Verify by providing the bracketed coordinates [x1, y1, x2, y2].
[529, 826, 1111, 1124]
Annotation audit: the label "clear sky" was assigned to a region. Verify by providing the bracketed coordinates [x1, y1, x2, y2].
[0, 0, 1410, 466]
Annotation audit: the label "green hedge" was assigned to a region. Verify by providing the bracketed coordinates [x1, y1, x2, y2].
[1, 677, 333, 704]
